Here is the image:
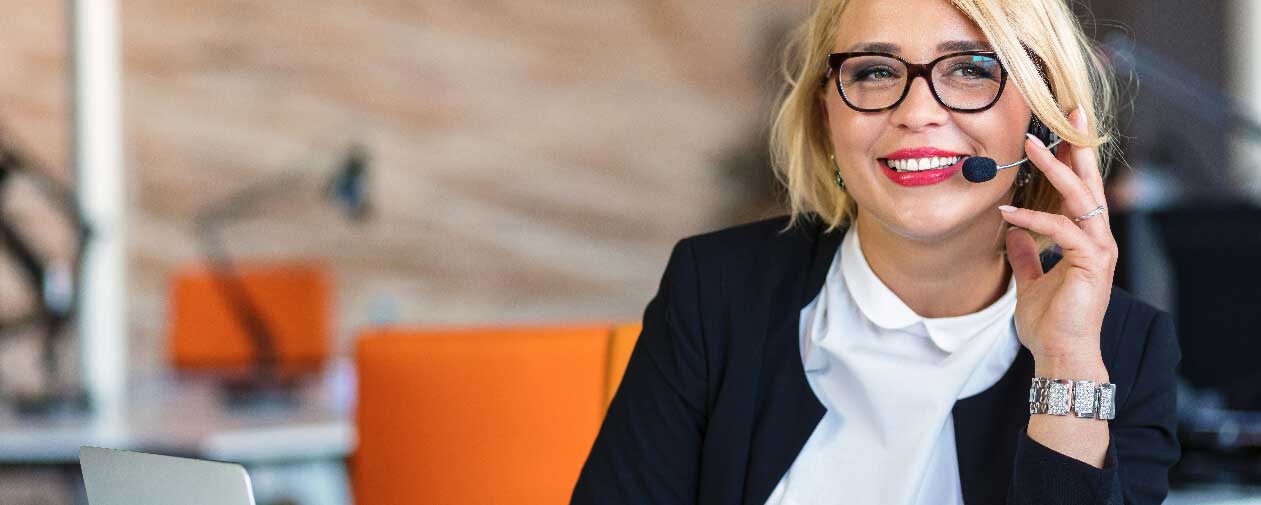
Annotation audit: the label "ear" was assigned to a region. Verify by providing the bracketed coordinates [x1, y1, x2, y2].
[1027, 115, 1059, 156]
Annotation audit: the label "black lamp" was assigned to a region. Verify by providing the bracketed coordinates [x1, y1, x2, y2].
[194, 143, 371, 407]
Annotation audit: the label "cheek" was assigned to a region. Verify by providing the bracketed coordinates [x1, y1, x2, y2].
[826, 99, 882, 156]
[960, 100, 1031, 160]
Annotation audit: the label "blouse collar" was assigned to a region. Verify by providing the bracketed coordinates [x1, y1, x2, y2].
[839, 222, 1018, 353]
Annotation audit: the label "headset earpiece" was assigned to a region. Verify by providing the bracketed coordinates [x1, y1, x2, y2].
[1027, 116, 1059, 155]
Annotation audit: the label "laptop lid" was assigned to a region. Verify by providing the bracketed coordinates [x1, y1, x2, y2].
[80, 446, 256, 505]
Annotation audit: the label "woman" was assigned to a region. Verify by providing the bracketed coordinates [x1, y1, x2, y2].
[572, 0, 1179, 503]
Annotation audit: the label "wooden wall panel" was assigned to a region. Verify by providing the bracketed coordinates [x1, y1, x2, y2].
[0, 1, 808, 381]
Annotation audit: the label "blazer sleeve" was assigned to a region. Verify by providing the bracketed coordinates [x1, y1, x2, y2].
[1007, 309, 1182, 504]
[571, 238, 708, 504]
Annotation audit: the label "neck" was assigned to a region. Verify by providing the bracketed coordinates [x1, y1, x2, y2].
[853, 210, 1013, 319]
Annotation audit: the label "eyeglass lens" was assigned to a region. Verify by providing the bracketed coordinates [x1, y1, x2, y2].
[838, 54, 1003, 110]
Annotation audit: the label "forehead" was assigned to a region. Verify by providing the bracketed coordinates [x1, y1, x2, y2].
[834, 0, 989, 58]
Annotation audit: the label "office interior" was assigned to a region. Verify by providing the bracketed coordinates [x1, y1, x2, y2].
[0, 0, 1258, 504]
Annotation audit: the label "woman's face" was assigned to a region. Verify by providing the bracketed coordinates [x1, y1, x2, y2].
[821, 0, 1032, 242]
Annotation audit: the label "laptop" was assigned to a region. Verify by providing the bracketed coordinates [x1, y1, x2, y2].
[80, 446, 257, 505]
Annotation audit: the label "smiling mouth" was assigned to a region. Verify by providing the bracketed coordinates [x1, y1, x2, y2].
[879, 156, 963, 172]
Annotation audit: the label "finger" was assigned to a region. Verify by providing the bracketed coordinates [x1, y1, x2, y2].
[1050, 147, 1106, 235]
[1004, 226, 1043, 289]
[1067, 106, 1107, 203]
[998, 204, 1099, 260]
[1024, 134, 1109, 236]
[1054, 132, 1084, 195]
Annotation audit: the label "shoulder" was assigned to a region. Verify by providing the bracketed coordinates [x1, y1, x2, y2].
[674, 214, 821, 266]
[1108, 285, 1169, 331]
[1098, 281, 1179, 406]
[1102, 279, 1172, 352]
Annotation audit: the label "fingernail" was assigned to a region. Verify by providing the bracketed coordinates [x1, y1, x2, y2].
[998, 205, 1017, 213]
[1024, 133, 1046, 149]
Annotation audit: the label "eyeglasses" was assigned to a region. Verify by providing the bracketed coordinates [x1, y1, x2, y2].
[821, 51, 1008, 113]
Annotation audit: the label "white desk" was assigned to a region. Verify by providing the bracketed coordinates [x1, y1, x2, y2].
[6, 360, 1256, 505]
[0, 359, 356, 505]
[1167, 485, 1261, 505]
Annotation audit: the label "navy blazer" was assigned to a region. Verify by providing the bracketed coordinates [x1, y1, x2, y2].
[572, 214, 1181, 505]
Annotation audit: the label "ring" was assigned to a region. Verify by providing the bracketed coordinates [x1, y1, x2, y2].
[1074, 204, 1106, 223]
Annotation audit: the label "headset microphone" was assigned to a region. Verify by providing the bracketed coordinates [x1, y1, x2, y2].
[961, 137, 1063, 183]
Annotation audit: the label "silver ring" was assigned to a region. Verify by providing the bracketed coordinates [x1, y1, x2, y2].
[1074, 204, 1106, 223]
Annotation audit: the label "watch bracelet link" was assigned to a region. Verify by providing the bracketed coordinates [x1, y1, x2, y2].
[1028, 377, 1115, 420]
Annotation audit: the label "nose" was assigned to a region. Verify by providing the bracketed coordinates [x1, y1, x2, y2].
[888, 76, 949, 131]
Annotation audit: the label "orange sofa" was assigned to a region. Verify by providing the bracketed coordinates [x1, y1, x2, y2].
[352, 323, 641, 505]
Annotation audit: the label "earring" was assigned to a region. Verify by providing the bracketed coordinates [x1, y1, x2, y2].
[1014, 163, 1033, 187]
[829, 153, 846, 190]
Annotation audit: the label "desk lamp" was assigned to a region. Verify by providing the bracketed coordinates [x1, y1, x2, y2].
[194, 144, 370, 407]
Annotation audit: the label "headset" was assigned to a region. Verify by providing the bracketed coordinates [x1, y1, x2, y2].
[961, 116, 1063, 183]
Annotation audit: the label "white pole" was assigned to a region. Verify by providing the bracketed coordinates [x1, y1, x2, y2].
[70, 0, 126, 417]
[1229, 0, 1261, 203]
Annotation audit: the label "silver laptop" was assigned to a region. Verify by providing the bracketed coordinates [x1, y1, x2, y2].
[80, 446, 257, 505]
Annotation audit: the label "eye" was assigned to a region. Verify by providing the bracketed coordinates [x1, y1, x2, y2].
[946, 58, 999, 80]
[852, 65, 899, 82]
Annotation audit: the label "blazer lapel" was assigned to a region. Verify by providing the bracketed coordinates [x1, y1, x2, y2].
[740, 218, 844, 505]
[953, 345, 1035, 504]
[953, 249, 1065, 505]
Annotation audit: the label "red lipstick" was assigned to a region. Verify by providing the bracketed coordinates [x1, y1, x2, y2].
[878, 147, 968, 187]
[881, 147, 966, 160]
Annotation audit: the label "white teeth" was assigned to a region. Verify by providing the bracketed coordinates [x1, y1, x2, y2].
[886, 156, 961, 172]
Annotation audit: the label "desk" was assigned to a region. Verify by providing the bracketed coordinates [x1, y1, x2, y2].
[6, 360, 1253, 505]
[0, 359, 356, 505]
[1168, 485, 1261, 504]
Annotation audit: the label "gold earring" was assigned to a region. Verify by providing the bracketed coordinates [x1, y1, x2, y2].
[830, 153, 846, 189]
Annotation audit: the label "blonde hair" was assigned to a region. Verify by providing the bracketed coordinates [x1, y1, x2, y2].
[769, 0, 1117, 255]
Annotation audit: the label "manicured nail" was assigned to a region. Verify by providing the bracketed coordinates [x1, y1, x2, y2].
[998, 205, 1017, 213]
[1025, 133, 1046, 149]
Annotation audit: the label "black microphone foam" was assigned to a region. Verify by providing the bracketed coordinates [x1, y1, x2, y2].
[962, 157, 997, 183]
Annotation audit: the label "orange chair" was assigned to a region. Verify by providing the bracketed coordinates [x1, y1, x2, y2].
[604, 323, 642, 408]
[166, 261, 331, 374]
[352, 324, 612, 505]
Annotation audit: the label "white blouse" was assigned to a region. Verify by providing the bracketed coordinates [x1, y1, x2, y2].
[764, 221, 1021, 505]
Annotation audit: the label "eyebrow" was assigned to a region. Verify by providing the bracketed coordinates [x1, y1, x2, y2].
[844, 40, 993, 53]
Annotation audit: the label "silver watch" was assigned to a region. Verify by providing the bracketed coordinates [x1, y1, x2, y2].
[1028, 377, 1115, 420]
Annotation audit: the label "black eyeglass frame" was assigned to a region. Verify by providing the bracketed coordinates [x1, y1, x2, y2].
[821, 50, 1009, 113]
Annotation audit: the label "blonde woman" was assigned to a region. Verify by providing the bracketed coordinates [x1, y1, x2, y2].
[572, 0, 1179, 503]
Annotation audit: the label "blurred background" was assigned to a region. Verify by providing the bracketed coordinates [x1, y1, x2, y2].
[0, 0, 1257, 504]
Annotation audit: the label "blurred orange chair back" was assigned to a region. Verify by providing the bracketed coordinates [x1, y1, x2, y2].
[167, 261, 331, 374]
[605, 323, 642, 407]
[352, 324, 612, 505]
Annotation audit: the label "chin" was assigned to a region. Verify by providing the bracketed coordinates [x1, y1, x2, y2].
[881, 207, 989, 242]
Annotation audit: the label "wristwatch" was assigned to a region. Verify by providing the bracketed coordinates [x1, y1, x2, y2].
[1028, 377, 1116, 420]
